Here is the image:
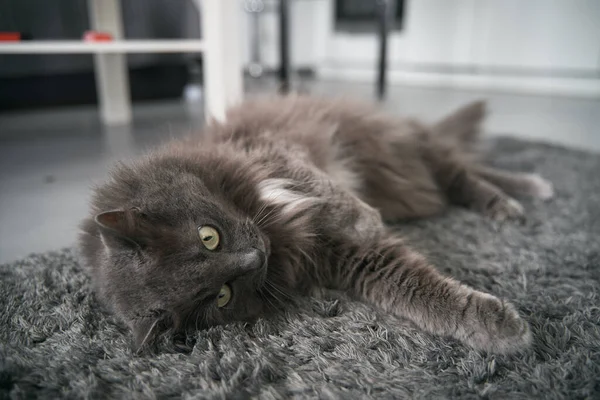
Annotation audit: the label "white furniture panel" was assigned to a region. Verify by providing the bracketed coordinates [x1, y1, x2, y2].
[199, 0, 244, 122]
[88, 0, 131, 125]
[471, 0, 600, 72]
[0, 0, 243, 125]
[239, 0, 324, 68]
[0, 40, 205, 54]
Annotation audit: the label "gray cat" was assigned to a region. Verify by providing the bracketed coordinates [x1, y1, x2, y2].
[79, 96, 553, 354]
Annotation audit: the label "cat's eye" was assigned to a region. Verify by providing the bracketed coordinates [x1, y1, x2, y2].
[217, 284, 232, 308]
[198, 226, 220, 250]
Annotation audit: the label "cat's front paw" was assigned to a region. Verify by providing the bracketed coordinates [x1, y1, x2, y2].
[486, 197, 525, 223]
[524, 173, 554, 200]
[463, 293, 532, 354]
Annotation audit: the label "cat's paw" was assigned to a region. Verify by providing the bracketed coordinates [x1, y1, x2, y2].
[486, 197, 525, 223]
[524, 173, 554, 200]
[463, 293, 532, 354]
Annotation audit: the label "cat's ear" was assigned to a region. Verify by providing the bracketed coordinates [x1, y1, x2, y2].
[94, 208, 148, 249]
[432, 100, 486, 144]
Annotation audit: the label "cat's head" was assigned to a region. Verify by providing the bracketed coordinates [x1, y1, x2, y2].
[81, 173, 272, 351]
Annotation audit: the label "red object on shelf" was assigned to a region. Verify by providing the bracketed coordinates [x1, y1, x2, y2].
[0, 32, 22, 42]
[83, 31, 113, 42]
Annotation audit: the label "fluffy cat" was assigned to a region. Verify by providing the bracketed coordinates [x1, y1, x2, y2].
[79, 96, 552, 354]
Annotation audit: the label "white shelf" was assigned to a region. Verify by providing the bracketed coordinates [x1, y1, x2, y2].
[0, 40, 205, 54]
[0, 0, 243, 126]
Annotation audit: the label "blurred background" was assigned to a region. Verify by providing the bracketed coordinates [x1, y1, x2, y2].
[0, 0, 599, 262]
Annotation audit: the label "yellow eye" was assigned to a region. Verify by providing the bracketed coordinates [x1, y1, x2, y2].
[217, 284, 232, 308]
[198, 226, 220, 250]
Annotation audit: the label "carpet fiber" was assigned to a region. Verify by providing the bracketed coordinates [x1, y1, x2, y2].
[1, 138, 599, 399]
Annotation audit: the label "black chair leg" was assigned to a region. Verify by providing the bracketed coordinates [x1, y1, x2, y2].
[376, 0, 396, 100]
[279, 0, 291, 93]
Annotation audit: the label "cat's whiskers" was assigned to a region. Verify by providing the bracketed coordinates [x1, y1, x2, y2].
[202, 310, 209, 331]
[254, 179, 316, 222]
[260, 216, 322, 244]
[255, 209, 281, 228]
[192, 303, 208, 333]
[193, 309, 200, 332]
[259, 209, 325, 234]
[291, 245, 317, 267]
[260, 285, 281, 310]
[253, 183, 293, 223]
[182, 308, 194, 332]
[256, 206, 284, 228]
[251, 199, 270, 224]
[255, 206, 275, 227]
[257, 182, 305, 217]
[137, 318, 161, 352]
[253, 190, 293, 227]
[257, 205, 320, 229]
[265, 280, 293, 302]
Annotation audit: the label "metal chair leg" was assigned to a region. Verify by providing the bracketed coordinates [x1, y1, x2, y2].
[279, 0, 290, 93]
[376, 0, 396, 100]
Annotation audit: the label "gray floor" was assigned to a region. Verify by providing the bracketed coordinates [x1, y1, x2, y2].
[1, 80, 599, 263]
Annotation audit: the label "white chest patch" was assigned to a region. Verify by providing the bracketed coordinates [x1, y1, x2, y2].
[257, 178, 321, 216]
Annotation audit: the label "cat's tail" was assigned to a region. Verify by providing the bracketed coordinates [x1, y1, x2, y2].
[430, 100, 486, 152]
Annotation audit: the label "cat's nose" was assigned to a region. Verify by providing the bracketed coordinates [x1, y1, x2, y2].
[241, 248, 266, 271]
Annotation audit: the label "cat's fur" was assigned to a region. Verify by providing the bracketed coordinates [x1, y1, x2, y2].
[79, 95, 552, 354]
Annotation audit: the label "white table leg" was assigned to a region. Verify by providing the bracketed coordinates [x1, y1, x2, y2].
[197, 0, 244, 122]
[88, 0, 132, 125]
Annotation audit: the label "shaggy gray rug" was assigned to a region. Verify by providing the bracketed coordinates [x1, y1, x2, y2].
[1, 138, 599, 399]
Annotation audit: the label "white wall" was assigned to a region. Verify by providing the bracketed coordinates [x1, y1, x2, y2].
[239, 0, 323, 68]
[319, 0, 600, 71]
[242, 0, 600, 97]
[319, 0, 477, 67]
[470, 0, 600, 72]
